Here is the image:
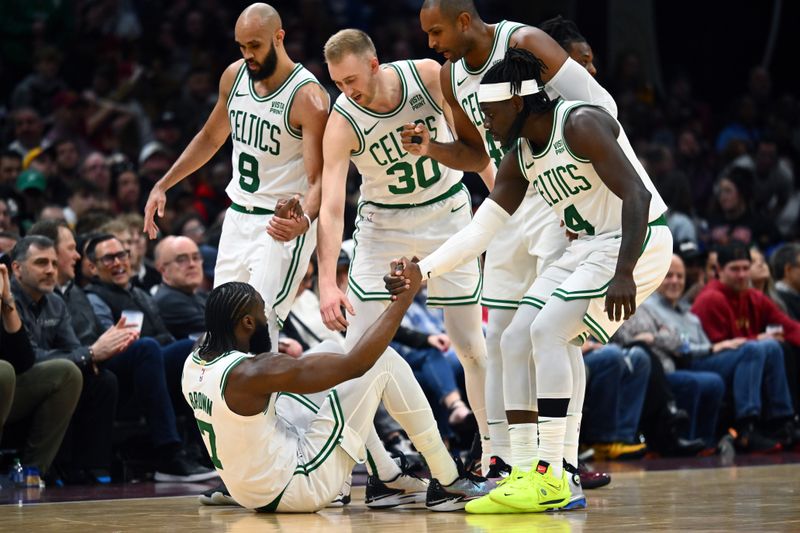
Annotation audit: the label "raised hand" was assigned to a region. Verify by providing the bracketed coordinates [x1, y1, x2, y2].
[269, 195, 308, 242]
[400, 122, 431, 156]
[143, 185, 167, 240]
[389, 256, 422, 305]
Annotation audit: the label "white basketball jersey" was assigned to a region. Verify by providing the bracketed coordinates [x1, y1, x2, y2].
[182, 349, 299, 509]
[518, 100, 667, 237]
[225, 62, 322, 210]
[451, 20, 525, 171]
[333, 60, 462, 206]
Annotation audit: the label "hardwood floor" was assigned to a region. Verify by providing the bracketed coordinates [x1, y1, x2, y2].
[4, 463, 800, 532]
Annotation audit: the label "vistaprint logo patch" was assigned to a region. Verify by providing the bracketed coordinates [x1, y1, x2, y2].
[271, 101, 285, 114]
[410, 94, 425, 110]
[554, 140, 565, 155]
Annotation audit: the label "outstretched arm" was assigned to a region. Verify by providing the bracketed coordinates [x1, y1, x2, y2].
[143, 61, 239, 239]
[406, 146, 527, 284]
[512, 27, 617, 117]
[224, 258, 421, 415]
[317, 111, 358, 331]
[564, 107, 651, 321]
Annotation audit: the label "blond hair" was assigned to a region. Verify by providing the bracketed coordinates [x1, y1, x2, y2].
[323, 29, 376, 64]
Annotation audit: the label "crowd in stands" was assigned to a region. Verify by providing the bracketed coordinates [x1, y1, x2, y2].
[2, 1, 800, 485]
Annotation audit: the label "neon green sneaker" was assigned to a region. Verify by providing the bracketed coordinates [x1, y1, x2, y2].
[488, 460, 570, 512]
[465, 492, 528, 514]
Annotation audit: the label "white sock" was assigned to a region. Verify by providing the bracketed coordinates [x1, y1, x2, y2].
[509, 422, 538, 472]
[408, 426, 458, 485]
[538, 416, 567, 477]
[488, 419, 511, 463]
[366, 449, 402, 481]
[564, 413, 582, 469]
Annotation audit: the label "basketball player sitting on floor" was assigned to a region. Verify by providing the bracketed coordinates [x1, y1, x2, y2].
[182, 261, 494, 513]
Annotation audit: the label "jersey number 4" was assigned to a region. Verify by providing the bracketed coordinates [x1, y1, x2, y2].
[197, 420, 223, 469]
[563, 204, 596, 236]
[387, 156, 441, 195]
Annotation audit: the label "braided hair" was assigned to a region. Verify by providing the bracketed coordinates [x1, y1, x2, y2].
[197, 282, 264, 358]
[481, 47, 557, 148]
[539, 15, 587, 52]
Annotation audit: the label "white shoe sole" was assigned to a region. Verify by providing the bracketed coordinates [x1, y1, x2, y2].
[199, 492, 238, 506]
[155, 470, 220, 483]
[366, 491, 426, 509]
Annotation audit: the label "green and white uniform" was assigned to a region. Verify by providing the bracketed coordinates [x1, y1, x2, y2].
[182, 348, 364, 512]
[183, 343, 454, 512]
[451, 20, 566, 310]
[217, 62, 321, 339]
[517, 100, 672, 343]
[334, 60, 481, 307]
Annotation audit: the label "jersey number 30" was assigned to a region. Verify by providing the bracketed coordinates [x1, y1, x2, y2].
[387, 156, 441, 195]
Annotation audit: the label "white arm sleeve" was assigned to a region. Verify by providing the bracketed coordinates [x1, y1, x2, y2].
[418, 199, 510, 280]
[544, 57, 618, 118]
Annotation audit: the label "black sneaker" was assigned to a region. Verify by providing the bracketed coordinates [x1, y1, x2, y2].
[425, 458, 496, 512]
[155, 453, 220, 483]
[735, 424, 782, 454]
[366, 455, 429, 509]
[199, 481, 238, 506]
[484, 456, 512, 481]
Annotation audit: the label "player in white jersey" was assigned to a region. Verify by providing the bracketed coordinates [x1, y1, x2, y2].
[408, 0, 617, 484]
[143, 3, 328, 348]
[386, 48, 672, 512]
[183, 272, 494, 512]
[316, 29, 491, 469]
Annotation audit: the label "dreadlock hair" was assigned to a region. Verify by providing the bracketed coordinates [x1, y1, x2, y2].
[481, 47, 557, 149]
[539, 15, 586, 52]
[197, 282, 266, 357]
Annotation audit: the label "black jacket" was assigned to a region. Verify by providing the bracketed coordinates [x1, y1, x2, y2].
[153, 283, 207, 340]
[85, 279, 175, 346]
[11, 279, 92, 369]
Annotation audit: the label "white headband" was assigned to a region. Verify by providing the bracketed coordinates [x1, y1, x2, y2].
[477, 79, 541, 103]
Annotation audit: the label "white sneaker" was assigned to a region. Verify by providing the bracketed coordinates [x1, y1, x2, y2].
[327, 473, 352, 507]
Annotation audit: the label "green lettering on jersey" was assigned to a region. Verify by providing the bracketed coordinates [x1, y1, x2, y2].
[229, 110, 281, 155]
[566, 163, 591, 191]
[461, 93, 483, 127]
[188, 391, 214, 417]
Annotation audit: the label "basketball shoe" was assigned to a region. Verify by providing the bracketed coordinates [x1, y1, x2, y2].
[558, 461, 586, 510]
[465, 467, 528, 514]
[484, 456, 512, 481]
[199, 481, 238, 506]
[489, 460, 571, 512]
[426, 459, 497, 512]
[327, 474, 352, 507]
[365, 458, 428, 509]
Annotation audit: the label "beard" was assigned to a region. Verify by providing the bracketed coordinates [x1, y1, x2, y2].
[249, 321, 273, 354]
[246, 44, 278, 81]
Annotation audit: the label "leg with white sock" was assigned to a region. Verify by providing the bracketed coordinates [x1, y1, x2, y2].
[484, 308, 515, 465]
[531, 298, 591, 478]
[499, 304, 540, 472]
[442, 304, 489, 467]
[333, 348, 458, 486]
[565, 343, 586, 469]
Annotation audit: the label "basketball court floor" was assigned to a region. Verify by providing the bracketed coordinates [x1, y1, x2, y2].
[3, 454, 800, 531]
